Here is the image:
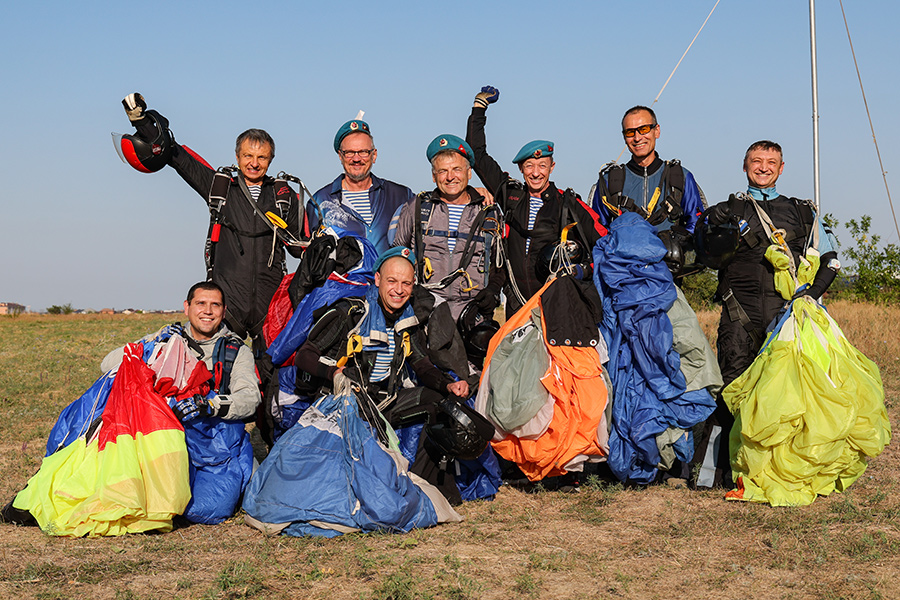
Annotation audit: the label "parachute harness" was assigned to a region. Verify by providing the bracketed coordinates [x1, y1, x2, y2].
[743, 193, 799, 285]
[416, 198, 501, 295]
[204, 167, 310, 277]
[741, 192, 821, 301]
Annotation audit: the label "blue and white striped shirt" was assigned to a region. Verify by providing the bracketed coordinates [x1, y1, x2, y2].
[446, 204, 466, 253]
[368, 334, 396, 382]
[342, 189, 372, 225]
[526, 196, 542, 253]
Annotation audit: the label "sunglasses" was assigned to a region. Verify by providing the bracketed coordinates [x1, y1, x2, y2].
[622, 124, 657, 138]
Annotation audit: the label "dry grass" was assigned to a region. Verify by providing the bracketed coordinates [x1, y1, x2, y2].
[1, 306, 899, 600]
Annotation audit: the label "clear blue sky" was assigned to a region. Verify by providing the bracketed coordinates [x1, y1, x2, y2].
[2, 1, 897, 311]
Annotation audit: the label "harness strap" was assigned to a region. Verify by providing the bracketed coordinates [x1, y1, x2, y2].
[415, 194, 496, 291]
[273, 177, 293, 218]
[742, 226, 808, 249]
[560, 188, 591, 261]
[211, 334, 243, 395]
[422, 229, 486, 243]
[205, 166, 308, 274]
[278, 171, 319, 240]
[721, 285, 763, 347]
[204, 168, 234, 279]
[600, 161, 685, 226]
[383, 330, 412, 406]
[336, 333, 364, 368]
[413, 193, 426, 283]
[420, 204, 494, 291]
[743, 193, 799, 283]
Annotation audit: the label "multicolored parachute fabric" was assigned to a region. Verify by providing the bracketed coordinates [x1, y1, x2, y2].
[478, 279, 609, 481]
[725, 297, 891, 506]
[13, 344, 191, 536]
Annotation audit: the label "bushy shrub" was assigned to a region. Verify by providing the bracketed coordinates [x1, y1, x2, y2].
[681, 269, 718, 312]
[46, 303, 74, 315]
[837, 215, 900, 304]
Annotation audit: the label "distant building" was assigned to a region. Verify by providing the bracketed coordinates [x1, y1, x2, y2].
[99, 308, 115, 315]
[0, 302, 26, 315]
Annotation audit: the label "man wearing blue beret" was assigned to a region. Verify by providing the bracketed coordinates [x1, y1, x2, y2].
[588, 106, 707, 277]
[392, 134, 504, 323]
[466, 86, 605, 315]
[306, 119, 415, 254]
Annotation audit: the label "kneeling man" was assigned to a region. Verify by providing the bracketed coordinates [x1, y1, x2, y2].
[3, 282, 260, 533]
[101, 282, 259, 422]
[294, 247, 491, 505]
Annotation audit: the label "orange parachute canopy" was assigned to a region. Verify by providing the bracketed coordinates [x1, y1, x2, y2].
[484, 281, 608, 481]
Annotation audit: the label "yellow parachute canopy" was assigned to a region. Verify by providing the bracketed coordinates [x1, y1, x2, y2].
[724, 297, 891, 506]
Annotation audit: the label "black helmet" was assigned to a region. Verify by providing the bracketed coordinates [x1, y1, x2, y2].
[458, 301, 500, 368]
[112, 110, 173, 173]
[695, 207, 741, 270]
[535, 238, 585, 283]
[425, 398, 493, 461]
[657, 229, 685, 277]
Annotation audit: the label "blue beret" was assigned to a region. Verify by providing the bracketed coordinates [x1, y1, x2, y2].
[374, 246, 416, 273]
[334, 120, 372, 153]
[426, 134, 475, 167]
[512, 140, 554, 164]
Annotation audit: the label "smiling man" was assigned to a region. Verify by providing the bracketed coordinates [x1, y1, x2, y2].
[120, 94, 303, 404]
[100, 282, 259, 422]
[691, 140, 840, 488]
[293, 247, 489, 504]
[392, 134, 504, 321]
[466, 86, 604, 315]
[307, 119, 415, 254]
[591, 106, 706, 235]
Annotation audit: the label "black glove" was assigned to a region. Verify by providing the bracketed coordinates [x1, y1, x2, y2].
[793, 252, 840, 300]
[172, 394, 217, 422]
[339, 362, 365, 388]
[474, 86, 500, 109]
[474, 287, 500, 317]
[122, 92, 147, 124]
[705, 203, 734, 228]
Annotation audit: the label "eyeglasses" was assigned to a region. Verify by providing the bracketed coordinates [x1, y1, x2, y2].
[340, 149, 374, 158]
[622, 124, 657, 138]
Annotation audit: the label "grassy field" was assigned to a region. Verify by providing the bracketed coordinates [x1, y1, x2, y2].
[0, 303, 898, 600]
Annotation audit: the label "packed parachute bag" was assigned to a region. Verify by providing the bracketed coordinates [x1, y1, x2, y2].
[264, 227, 376, 440]
[476, 272, 610, 482]
[8, 342, 193, 537]
[724, 201, 891, 506]
[242, 375, 462, 537]
[592, 213, 720, 485]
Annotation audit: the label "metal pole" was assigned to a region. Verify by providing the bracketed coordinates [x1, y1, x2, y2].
[810, 0, 821, 212]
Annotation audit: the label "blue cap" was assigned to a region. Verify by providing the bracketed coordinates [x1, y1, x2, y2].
[374, 246, 416, 273]
[334, 120, 372, 153]
[426, 134, 475, 167]
[512, 140, 554, 164]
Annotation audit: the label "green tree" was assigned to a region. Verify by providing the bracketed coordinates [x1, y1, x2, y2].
[842, 215, 900, 303]
[46, 303, 74, 315]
